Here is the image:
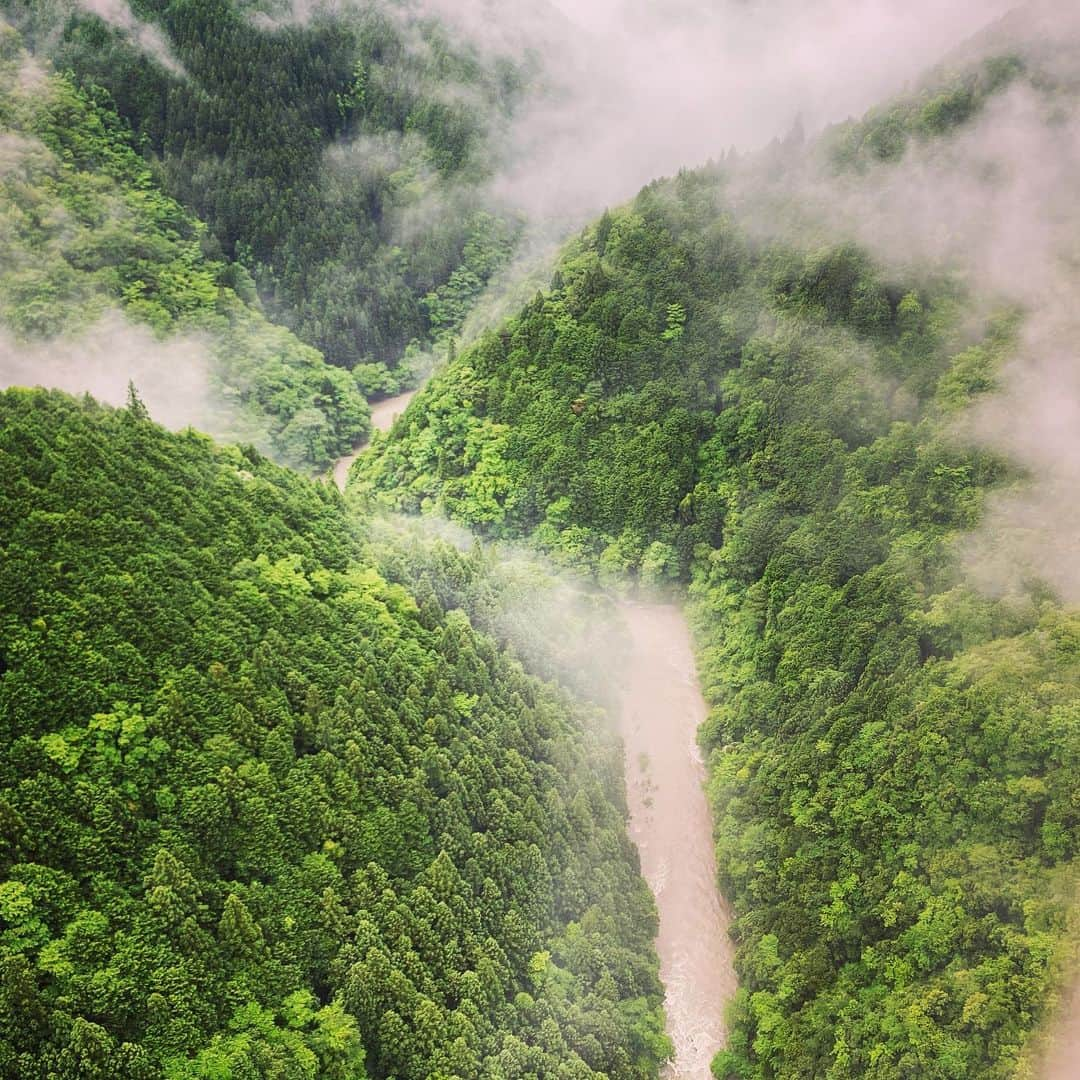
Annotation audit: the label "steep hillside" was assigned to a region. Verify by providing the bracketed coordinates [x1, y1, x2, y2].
[0, 387, 669, 1078]
[1, 0, 520, 380]
[0, 23, 370, 470]
[359, 37, 1080, 1079]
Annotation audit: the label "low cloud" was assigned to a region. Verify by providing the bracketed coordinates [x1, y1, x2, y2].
[461, 0, 1080, 605]
[737, 75, 1080, 603]
[961, 315, 1080, 604]
[383, 0, 1028, 351]
[466, 0, 1016, 228]
[73, 0, 184, 75]
[369, 510, 627, 706]
[0, 310, 256, 439]
[280, 0, 1020, 239]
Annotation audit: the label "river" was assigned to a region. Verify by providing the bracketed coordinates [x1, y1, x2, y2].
[1039, 947, 1080, 1079]
[1042, 996, 1080, 1079]
[334, 407, 735, 1075]
[618, 602, 736, 1077]
[333, 389, 417, 491]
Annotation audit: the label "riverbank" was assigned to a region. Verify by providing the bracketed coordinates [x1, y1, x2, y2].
[335, 411, 737, 1073]
[1041, 970, 1080, 1080]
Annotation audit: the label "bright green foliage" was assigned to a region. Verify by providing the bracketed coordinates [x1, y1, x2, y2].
[3, 0, 520, 372]
[0, 388, 668, 1078]
[362, 152, 1080, 1074]
[0, 35, 371, 470]
[358, 172, 958, 569]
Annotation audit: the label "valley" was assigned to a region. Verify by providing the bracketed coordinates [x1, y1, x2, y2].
[332, 390, 418, 491]
[334, 394, 736, 1076]
[2, 2, 1080, 1078]
[618, 603, 736, 1077]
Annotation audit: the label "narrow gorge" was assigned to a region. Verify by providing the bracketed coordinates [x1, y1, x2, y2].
[618, 603, 736, 1077]
[335, 402, 736, 1076]
[5, 3, 1080, 1076]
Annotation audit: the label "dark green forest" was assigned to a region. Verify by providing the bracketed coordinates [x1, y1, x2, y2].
[0, 387, 669, 1077]
[1, 0, 520, 380]
[359, 49, 1080, 1078]
[0, 22, 372, 470]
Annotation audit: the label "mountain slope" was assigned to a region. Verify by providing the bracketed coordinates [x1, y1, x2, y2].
[0, 387, 669, 1078]
[0, 24, 371, 470]
[1, 0, 519, 379]
[359, 37, 1080, 1078]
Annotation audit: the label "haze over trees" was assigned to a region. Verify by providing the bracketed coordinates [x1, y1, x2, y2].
[0, 0, 521, 385]
[0, 387, 669, 1077]
[1, 1, 1080, 1079]
[0, 23, 371, 470]
[360, 34, 1080, 1077]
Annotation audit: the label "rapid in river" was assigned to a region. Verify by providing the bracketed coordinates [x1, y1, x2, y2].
[618, 602, 736, 1077]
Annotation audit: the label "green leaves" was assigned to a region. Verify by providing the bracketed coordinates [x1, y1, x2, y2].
[0, 59, 370, 471]
[362, 126, 1080, 1079]
[0, 387, 666, 1078]
[24, 0, 518, 371]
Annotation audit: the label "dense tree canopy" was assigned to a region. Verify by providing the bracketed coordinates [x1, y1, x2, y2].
[3, 3, 1080, 1077]
[0, 388, 669, 1078]
[1, 0, 520, 377]
[360, 56, 1080, 1077]
[0, 24, 372, 470]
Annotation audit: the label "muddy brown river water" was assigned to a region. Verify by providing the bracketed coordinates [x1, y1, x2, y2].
[333, 389, 417, 491]
[618, 601, 736, 1077]
[1039, 962, 1080, 1079]
[334, 392, 1080, 1077]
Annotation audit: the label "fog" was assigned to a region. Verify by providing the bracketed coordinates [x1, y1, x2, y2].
[385, 0, 1080, 605]
[414, 0, 1080, 607]
[363, 505, 737, 1071]
[361, 491, 738, 1072]
[0, 131, 39, 177]
[73, 0, 184, 74]
[11, 0, 1080, 602]
[962, 313, 1080, 604]
[736, 79, 1080, 302]
[383, 0, 1032, 365]
[724, 50, 1080, 601]
[0, 310, 262, 442]
[403, 0, 1080, 609]
[368, 509, 626, 703]
[308, 0, 1023, 295]
[411, 0, 1014, 229]
[12, 1, 1080, 1064]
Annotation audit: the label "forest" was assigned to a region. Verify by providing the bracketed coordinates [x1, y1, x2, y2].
[0, 387, 669, 1077]
[0, 21, 371, 470]
[359, 41, 1080, 1078]
[2, 0, 1080, 1078]
[0, 0, 521, 382]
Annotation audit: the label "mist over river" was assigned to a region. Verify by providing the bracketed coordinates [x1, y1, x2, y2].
[336, 410, 736, 1075]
